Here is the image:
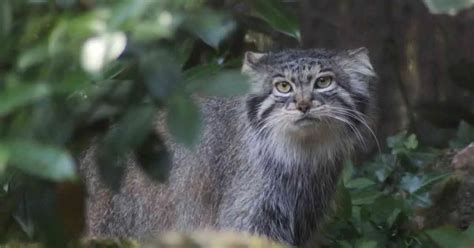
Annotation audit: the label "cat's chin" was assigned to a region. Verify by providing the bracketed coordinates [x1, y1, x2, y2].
[294, 116, 321, 126]
[284, 117, 322, 137]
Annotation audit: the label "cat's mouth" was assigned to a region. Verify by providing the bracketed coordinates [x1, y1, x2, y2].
[294, 116, 320, 126]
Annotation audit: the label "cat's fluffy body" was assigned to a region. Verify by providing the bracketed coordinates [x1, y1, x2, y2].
[81, 48, 377, 246]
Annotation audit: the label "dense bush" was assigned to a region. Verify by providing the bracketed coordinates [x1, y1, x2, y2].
[323, 123, 474, 247]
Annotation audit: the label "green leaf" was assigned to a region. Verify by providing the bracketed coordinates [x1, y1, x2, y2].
[400, 174, 423, 194]
[426, 225, 473, 248]
[370, 154, 396, 182]
[400, 172, 451, 194]
[185, 63, 221, 83]
[0, 148, 8, 174]
[109, 0, 147, 28]
[166, 95, 202, 148]
[0, 141, 76, 181]
[335, 182, 352, 219]
[17, 44, 49, 70]
[423, 0, 474, 15]
[410, 192, 433, 208]
[97, 105, 155, 190]
[359, 222, 388, 246]
[387, 131, 406, 147]
[0, 84, 51, 117]
[135, 133, 171, 182]
[449, 121, 474, 149]
[108, 105, 155, 149]
[415, 172, 452, 193]
[464, 225, 474, 241]
[190, 70, 250, 97]
[131, 12, 183, 42]
[387, 131, 419, 154]
[342, 160, 354, 185]
[100, 60, 128, 81]
[404, 172, 452, 208]
[355, 240, 378, 248]
[56, 0, 76, 8]
[185, 9, 235, 48]
[141, 50, 184, 100]
[406, 151, 439, 168]
[387, 208, 402, 228]
[351, 190, 382, 205]
[0, 0, 12, 37]
[346, 178, 375, 189]
[249, 0, 301, 40]
[352, 205, 363, 223]
[337, 241, 352, 248]
[404, 134, 418, 150]
[370, 196, 404, 227]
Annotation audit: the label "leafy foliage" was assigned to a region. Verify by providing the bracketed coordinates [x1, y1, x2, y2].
[249, 0, 301, 40]
[0, 0, 298, 246]
[323, 129, 474, 248]
[449, 121, 474, 149]
[423, 0, 474, 15]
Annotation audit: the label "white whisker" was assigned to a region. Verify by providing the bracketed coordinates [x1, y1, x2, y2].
[324, 106, 381, 153]
[319, 112, 367, 149]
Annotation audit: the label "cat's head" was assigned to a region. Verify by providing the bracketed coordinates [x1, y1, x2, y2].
[242, 48, 376, 144]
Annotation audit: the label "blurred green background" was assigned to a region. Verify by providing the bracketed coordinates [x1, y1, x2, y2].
[0, 0, 474, 247]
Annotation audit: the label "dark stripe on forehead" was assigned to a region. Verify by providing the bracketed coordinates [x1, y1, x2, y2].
[317, 60, 334, 72]
[319, 68, 332, 73]
[272, 73, 285, 78]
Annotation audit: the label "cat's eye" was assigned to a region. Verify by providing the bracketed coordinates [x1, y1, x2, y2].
[315, 76, 333, 89]
[275, 81, 292, 93]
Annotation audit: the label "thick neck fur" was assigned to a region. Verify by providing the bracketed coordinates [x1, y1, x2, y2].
[218, 108, 353, 246]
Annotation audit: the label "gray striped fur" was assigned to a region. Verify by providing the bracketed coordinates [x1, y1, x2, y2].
[80, 48, 377, 246]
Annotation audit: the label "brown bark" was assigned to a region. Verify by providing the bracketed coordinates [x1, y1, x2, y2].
[299, 0, 474, 148]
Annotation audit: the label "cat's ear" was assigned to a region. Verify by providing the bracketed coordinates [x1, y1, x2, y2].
[342, 47, 375, 77]
[242, 52, 265, 74]
[347, 47, 371, 68]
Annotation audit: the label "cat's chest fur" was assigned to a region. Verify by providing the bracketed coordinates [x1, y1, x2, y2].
[212, 123, 345, 246]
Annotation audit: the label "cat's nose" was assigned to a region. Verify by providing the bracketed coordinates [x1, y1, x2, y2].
[297, 101, 311, 113]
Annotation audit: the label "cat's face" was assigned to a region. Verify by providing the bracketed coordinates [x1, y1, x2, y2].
[243, 48, 376, 141]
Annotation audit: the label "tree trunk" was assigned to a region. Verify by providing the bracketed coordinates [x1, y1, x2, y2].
[299, 0, 474, 148]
